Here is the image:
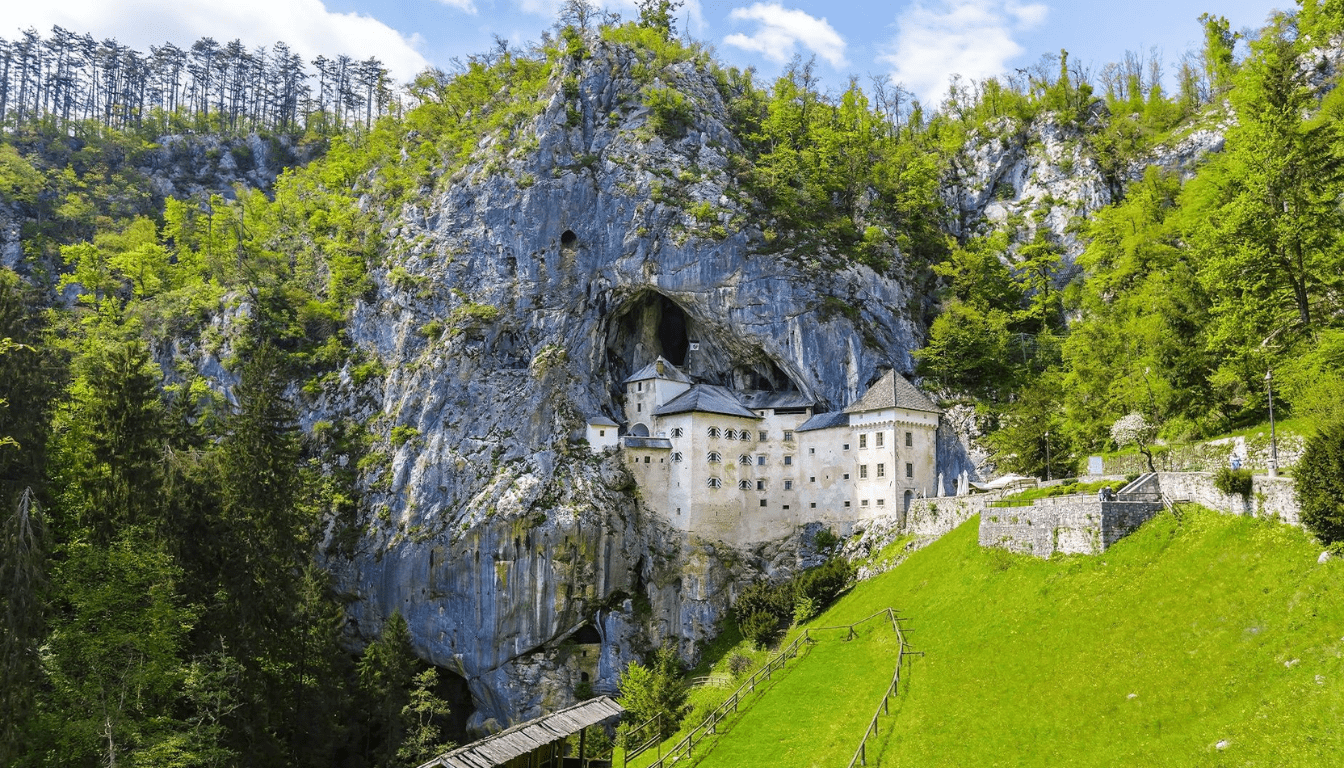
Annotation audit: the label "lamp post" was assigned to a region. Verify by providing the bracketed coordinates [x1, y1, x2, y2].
[1265, 369, 1278, 478]
[1044, 430, 1052, 481]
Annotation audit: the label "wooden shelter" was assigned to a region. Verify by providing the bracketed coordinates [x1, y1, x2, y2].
[418, 696, 623, 768]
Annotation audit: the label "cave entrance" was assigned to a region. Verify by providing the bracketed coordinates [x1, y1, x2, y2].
[433, 664, 475, 745]
[606, 292, 691, 391]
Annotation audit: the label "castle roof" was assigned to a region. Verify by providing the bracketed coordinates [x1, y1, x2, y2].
[797, 411, 850, 432]
[623, 437, 673, 449]
[843, 370, 942, 415]
[623, 356, 692, 385]
[654, 384, 761, 420]
[740, 391, 814, 410]
[586, 415, 619, 427]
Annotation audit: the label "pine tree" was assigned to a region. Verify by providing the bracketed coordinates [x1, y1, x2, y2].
[0, 490, 47, 766]
[357, 611, 420, 768]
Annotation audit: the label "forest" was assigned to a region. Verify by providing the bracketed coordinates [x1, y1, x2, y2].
[3, 0, 1344, 765]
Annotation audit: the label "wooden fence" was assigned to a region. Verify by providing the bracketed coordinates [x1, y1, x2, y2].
[623, 608, 914, 768]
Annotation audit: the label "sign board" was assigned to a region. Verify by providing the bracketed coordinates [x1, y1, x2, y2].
[1087, 456, 1104, 475]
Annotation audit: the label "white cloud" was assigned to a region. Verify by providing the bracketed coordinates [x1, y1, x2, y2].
[723, 3, 846, 68]
[4, 0, 432, 84]
[435, 0, 479, 13]
[878, 0, 1048, 105]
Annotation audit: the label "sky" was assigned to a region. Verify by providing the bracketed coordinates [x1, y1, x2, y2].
[4, 0, 1288, 105]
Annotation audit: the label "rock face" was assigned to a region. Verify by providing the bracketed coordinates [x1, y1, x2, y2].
[318, 38, 948, 731]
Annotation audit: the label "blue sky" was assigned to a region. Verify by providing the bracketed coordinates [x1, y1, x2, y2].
[10, 0, 1286, 104]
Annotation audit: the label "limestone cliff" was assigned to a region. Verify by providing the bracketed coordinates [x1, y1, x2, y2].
[309, 37, 956, 731]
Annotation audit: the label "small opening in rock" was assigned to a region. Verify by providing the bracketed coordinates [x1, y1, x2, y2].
[573, 624, 602, 644]
[560, 230, 578, 248]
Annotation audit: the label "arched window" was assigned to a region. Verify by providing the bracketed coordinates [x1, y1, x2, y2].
[707, 477, 722, 488]
[739, 454, 752, 465]
[670, 427, 683, 438]
[740, 431, 752, 442]
[671, 452, 683, 462]
[738, 480, 752, 490]
[725, 429, 738, 440]
[707, 427, 720, 438]
[707, 451, 722, 463]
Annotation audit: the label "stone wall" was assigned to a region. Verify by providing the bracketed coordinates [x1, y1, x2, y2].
[978, 496, 1163, 557]
[905, 495, 987, 538]
[1156, 472, 1300, 525]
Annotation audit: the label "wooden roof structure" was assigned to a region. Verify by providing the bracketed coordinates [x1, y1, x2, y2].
[418, 697, 624, 768]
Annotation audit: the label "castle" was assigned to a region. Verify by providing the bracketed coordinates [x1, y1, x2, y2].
[585, 357, 942, 545]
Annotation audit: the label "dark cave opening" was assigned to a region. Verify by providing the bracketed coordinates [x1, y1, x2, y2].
[560, 229, 578, 249]
[606, 291, 691, 389]
[433, 664, 475, 745]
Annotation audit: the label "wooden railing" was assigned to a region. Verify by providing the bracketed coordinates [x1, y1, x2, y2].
[624, 630, 811, 767]
[623, 608, 915, 768]
[845, 608, 915, 768]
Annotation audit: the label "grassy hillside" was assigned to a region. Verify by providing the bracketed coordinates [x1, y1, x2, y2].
[816, 509, 1344, 766]
[655, 509, 1343, 767]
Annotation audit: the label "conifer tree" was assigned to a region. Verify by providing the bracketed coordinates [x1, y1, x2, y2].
[0, 490, 47, 766]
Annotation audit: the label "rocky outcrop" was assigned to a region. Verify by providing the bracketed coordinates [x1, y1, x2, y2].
[310, 36, 946, 730]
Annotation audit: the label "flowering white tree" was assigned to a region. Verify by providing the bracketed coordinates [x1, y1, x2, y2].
[1111, 412, 1158, 473]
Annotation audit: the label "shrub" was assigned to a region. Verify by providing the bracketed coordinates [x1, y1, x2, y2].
[644, 86, 691, 139]
[794, 557, 853, 606]
[812, 527, 839, 550]
[726, 653, 753, 679]
[1213, 467, 1254, 498]
[740, 610, 778, 650]
[617, 644, 687, 740]
[1295, 422, 1344, 544]
[792, 595, 818, 625]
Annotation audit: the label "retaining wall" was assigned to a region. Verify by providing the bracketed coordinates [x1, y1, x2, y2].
[1156, 472, 1300, 525]
[978, 496, 1163, 557]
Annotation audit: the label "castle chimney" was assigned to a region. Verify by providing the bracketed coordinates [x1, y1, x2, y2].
[656, 360, 665, 375]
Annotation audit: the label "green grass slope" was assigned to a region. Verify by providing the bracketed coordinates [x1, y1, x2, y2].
[811, 508, 1344, 766]
[694, 623, 901, 768]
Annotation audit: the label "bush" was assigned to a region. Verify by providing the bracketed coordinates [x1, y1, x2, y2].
[726, 653, 753, 679]
[812, 527, 839, 550]
[792, 595, 818, 625]
[1295, 422, 1344, 544]
[617, 644, 687, 740]
[732, 579, 793, 626]
[644, 86, 691, 139]
[1213, 466, 1254, 498]
[740, 610, 779, 650]
[794, 557, 853, 606]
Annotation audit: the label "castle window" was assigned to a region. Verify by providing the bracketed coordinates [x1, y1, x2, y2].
[758, 431, 768, 441]
[671, 427, 683, 438]
[708, 427, 720, 438]
[707, 451, 721, 463]
[844, 501, 851, 507]
[783, 455, 793, 466]
[906, 462, 914, 478]
[810, 502, 817, 509]
[739, 480, 752, 490]
[637, 404, 641, 412]
[843, 443, 850, 451]
[708, 477, 721, 488]
[859, 434, 867, 449]
[877, 463, 885, 478]
[757, 480, 765, 490]
[672, 452, 683, 462]
[739, 454, 752, 465]
[783, 504, 790, 510]
[809, 447, 815, 455]
[876, 432, 884, 448]
[784, 430, 794, 442]
[877, 498, 885, 507]
[725, 429, 738, 440]
[644, 456, 650, 464]
[861, 499, 870, 507]
[757, 455, 766, 466]
[740, 432, 752, 442]
[843, 473, 850, 480]
[784, 480, 793, 490]
[760, 499, 768, 507]
[905, 431, 913, 447]
[637, 382, 643, 392]
[859, 465, 868, 479]
[599, 430, 606, 437]
[810, 476, 816, 483]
